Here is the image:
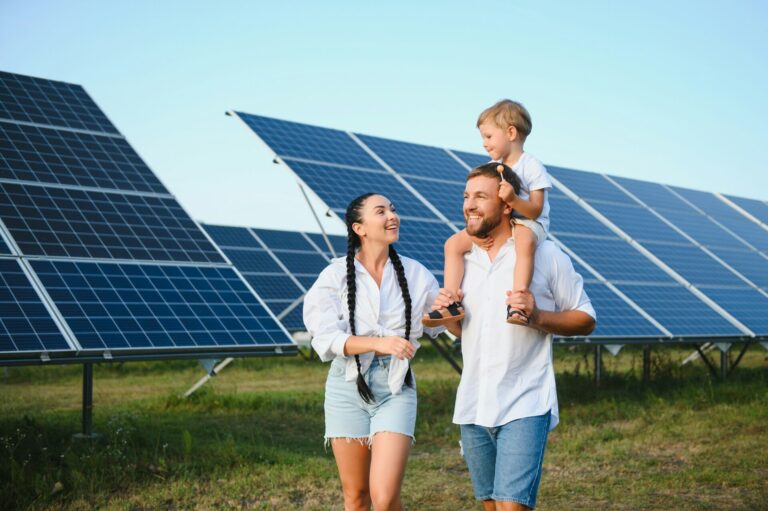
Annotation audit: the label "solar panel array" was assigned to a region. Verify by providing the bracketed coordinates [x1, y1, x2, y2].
[203, 224, 345, 331]
[232, 112, 768, 342]
[0, 71, 294, 365]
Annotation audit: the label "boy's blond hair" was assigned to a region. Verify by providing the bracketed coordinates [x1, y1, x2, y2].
[476, 99, 532, 142]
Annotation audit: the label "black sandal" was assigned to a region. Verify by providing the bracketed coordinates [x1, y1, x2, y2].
[506, 306, 530, 326]
[422, 302, 465, 327]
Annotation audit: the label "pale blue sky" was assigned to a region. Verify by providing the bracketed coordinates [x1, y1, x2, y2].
[2, 1, 766, 235]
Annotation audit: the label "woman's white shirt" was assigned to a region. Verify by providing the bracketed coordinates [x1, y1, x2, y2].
[303, 255, 444, 394]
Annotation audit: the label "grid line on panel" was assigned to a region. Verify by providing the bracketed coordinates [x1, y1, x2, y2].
[0, 258, 71, 354]
[0, 121, 167, 193]
[722, 194, 768, 225]
[31, 260, 288, 351]
[0, 182, 223, 263]
[0, 72, 119, 135]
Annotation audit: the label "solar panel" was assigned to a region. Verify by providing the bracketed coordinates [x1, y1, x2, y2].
[0, 71, 118, 134]
[707, 246, 768, 289]
[450, 150, 490, 169]
[285, 160, 438, 220]
[232, 113, 767, 341]
[0, 182, 223, 262]
[724, 194, 768, 224]
[32, 260, 287, 352]
[305, 232, 347, 257]
[0, 258, 72, 356]
[0, 72, 294, 364]
[235, 113, 382, 170]
[0, 235, 9, 255]
[357, 134, 471, 182]
[0, 121, 167, 193]
[202, 224, 316, 332]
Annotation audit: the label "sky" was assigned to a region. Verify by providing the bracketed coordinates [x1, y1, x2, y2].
[2, 0, 767, 236]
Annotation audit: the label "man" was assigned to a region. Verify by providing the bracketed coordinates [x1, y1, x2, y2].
[433, 163, 596, 510]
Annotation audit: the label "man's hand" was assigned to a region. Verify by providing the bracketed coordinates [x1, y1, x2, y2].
[499, 180, 518, 206]
[506, 289, 538, 325]
[432, 288, 464, 311]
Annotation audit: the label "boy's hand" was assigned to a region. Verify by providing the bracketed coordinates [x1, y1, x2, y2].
[469, 234, 494, 250]
[499, 180, 518, 205]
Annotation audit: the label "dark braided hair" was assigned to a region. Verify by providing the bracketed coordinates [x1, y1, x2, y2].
[345, 193, 413, 403]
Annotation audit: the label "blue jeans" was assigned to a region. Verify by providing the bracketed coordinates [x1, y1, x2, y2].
[460, 411, 551, 508]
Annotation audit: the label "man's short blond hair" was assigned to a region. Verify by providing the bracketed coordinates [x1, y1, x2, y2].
[476, 99, 532, 141]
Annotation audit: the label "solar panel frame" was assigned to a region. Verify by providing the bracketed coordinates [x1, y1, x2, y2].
[724, 194, 768, 224]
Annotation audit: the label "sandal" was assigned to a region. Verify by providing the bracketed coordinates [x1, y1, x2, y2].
[422, 302, 465, 327]
[506, 306, 530, 326]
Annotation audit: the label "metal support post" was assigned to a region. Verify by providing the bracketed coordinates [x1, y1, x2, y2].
[594, 345, 602, 386]
[642, 346, 651, 383]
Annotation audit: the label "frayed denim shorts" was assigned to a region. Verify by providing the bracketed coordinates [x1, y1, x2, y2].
[324, 355, 417, 446]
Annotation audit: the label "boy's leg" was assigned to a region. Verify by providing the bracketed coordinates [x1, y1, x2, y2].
[422, 230, 471, 326]
[508, 223, 537, 325]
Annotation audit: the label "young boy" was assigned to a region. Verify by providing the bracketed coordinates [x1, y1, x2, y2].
[423, 99, 552, 326]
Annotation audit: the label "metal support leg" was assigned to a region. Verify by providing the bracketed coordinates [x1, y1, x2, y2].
[594, 345, 602, 386]
[642, 346, 651, 383]
[74, 363, 98, 439]
[720, 349, 728, 380]
[728, 342, 751, 376]
[693, 344, 719, 379]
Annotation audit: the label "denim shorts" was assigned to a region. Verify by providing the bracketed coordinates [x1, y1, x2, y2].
[459, 411, 551, 508]
[324, 355, 417, 445]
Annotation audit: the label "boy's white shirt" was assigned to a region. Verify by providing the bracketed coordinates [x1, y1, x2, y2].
[507, 152, 552, 232]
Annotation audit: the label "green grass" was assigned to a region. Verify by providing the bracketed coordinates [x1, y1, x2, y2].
[1, 344, 767, 510]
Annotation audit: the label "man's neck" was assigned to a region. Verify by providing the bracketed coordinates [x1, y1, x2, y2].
[485, 222, 513, 261]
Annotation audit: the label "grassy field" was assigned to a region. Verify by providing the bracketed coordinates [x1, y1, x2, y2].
[1, 343, 766, 511]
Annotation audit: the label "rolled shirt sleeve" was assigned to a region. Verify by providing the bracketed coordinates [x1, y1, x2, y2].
[303, 265, 350, 362]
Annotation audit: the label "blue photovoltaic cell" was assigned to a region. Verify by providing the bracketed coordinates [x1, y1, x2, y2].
[725, 194, 768, 224]
[549, 195, 616, 237]
[0, 182, 223, 262]
[588, 201, 690, 244]
[0, 236, 9, 254]
[696, 286, 768, 334]
[236, 113, 382, 170]
[642, 241, 749, 287]
[203, 224, 261, 249]
[549, 166, 631, 205]
[286, 160, 439, 220]
[614, 283, 741, 336]
[297, 275, 318, 290]
[268, 251, 329, 276]
[0, 258, 71, 354]
[306, 233, 347, 257]
[555, 235, 673, 283]
[32, 260, 288, 350]
[659, 209, 740, 249]
[251, 228, 317, 252]
[579, 281, 663, 338]
[225, 248, 284, 274]
[242, 274, 304, 301]
[0, 122, 167, 193]
[357, 134, 471, 182]
[403, 177, 465, 224]
[278, 306, 305, 330]
[451, 150, 490, 169]
[707, 246, 768, 289]
[0, 71, 119, 134]
[395, 219, 454, 275]
[611, 176, 693, 213]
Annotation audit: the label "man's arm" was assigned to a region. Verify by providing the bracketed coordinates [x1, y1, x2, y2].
[506, 290, 595, 336]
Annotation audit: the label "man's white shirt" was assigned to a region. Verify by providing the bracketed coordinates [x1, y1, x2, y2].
[453, 238, 595, 431]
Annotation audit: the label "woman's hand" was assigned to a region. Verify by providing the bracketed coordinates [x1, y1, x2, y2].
[376, 336, 415, 360]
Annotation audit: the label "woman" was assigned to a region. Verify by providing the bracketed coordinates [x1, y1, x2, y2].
[303, 193, 443, 511]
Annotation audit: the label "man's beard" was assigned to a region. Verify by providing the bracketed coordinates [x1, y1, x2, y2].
[465, 210, 503, 239]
